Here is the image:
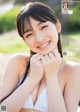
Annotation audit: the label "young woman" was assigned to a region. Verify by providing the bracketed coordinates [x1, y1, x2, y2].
[0, 2, 80, 112]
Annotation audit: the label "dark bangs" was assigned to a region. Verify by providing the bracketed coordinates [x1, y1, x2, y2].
[16, 2, 57, 38]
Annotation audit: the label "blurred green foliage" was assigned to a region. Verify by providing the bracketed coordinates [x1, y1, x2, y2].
[0, 6, 20, 33]
[0, 33, 29, 53]
[0, 3, 80, 33]
[67, 3, 80, 32]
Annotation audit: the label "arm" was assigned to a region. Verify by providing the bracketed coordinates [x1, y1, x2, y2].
[44, 56, 80, 112]
[42, 49, 67, 112]
[0, 53, 43, 112]
[1, 75, 40, 112]
[0, 54, 25, 103]
[46, 74, 67, 112]
[64, 65, 80, 112]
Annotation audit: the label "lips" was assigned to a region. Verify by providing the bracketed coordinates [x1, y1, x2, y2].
[37, 40, 51, 48]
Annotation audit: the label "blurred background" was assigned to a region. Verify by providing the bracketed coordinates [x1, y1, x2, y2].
[0, 1, 80, 110]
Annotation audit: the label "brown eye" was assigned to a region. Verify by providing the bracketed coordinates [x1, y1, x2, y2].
[41, 25, 48, 30]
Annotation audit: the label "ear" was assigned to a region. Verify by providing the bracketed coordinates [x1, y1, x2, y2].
[55, 19, 61, 33]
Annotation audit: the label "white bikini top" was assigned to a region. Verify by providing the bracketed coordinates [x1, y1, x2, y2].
[17, 76, 48, 112]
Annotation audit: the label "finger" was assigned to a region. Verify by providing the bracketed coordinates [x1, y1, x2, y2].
[32, 53, 41, 58]
[38, 59, 42, 65]
[35, 55, 43, 61]
[49, 52, 55, 60]
[44, 55, 51, 62]
[31, 54, 43, 61]
[53, 49, 62, 62]
[53, 49, 60, 58]
[42, 56, 47, 64]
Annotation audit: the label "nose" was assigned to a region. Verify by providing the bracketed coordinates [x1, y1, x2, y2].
[35, 33, 45, 42]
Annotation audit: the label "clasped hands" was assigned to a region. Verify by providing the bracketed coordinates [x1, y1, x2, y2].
[30, 49, 62, 79]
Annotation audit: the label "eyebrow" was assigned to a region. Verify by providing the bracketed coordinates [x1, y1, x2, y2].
[24, 29, 31, 34]
[37, 22, 42, 26]
[23, 22, 44, 34]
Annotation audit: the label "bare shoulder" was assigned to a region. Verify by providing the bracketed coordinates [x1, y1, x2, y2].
[9, 53, 29, 66]
[63, 60, 80, 82]
[0, 53, 30, 102]
[63, 61, 80, 111]
[6, 53, 30, 78]
[65, 60, 80, 74]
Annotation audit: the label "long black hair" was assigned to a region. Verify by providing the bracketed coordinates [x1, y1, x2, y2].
[0, 1, 63, 103]
[16, 1, 63, 85]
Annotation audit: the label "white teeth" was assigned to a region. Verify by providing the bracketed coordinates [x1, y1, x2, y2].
[39, 41, 50, 48]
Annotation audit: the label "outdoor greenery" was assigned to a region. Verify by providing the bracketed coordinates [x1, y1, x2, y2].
[0, 3, 80, 33]
[0, 32, 30, 53]
[67, 3, 80, 32]
[62, 33, 80, 62]
[0, 6, 21, 33]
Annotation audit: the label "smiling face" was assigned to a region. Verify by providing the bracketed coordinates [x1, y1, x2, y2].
[23, 17, 61, 55]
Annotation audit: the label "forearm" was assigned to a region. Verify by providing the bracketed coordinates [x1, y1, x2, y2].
[46, 75, 67, 112]
[1, 75, 40, 112]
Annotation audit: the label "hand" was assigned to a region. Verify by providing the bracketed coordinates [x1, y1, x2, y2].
[30, 53, 44, 80]
[41, 49, 62, 77]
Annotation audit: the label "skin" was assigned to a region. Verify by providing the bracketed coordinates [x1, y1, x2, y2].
[23, 17, 59, 55]
[0, 17, 80, 112]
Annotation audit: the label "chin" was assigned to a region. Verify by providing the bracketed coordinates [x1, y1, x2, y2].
[39, 49, 54, 55]
[32, 46, 56, 55]
[41, 46, 58, 55]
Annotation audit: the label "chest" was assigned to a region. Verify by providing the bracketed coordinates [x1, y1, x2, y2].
[31, 73, 66, 105]
[19, 65, 67, 107]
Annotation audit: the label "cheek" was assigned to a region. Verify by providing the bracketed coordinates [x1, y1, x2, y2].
[47, 28, 58, 43]
[25, 38, 35, 47]
[53, 32, 58, 42]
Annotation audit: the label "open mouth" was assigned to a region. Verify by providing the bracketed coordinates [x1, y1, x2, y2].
[38, 40, 51, 49]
